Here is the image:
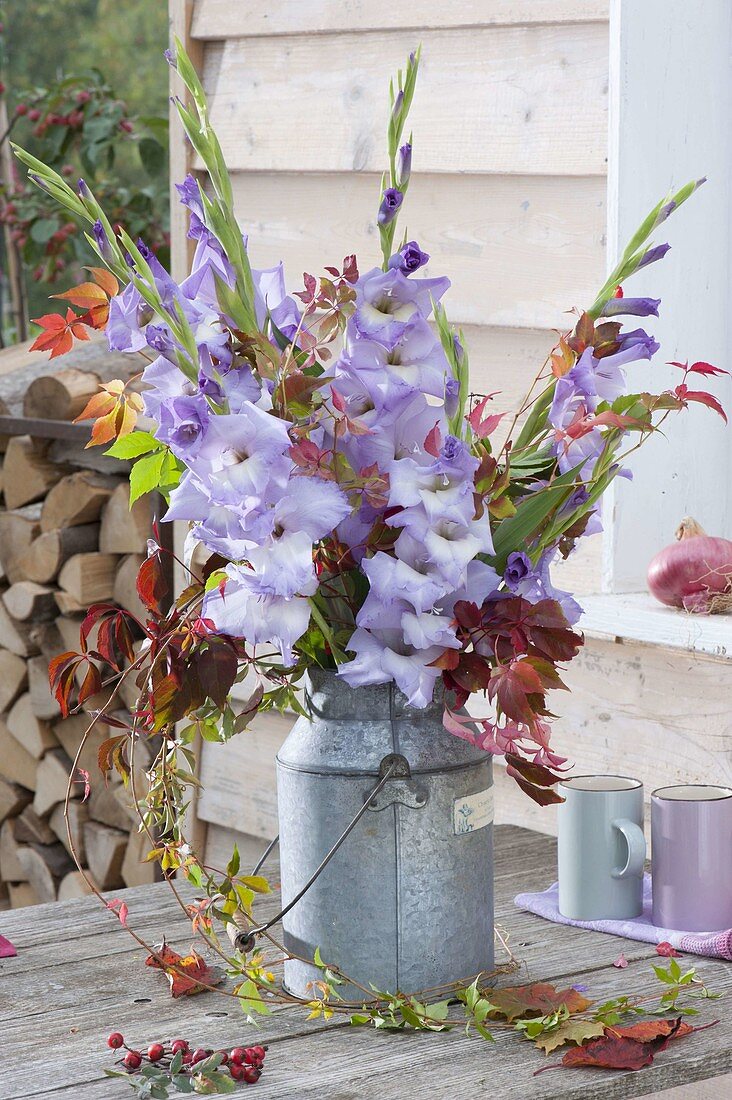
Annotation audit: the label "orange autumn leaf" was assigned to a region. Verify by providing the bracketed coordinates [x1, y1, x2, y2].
[87, 266, 119, 298]
[550, 336, 576, 379]
[146, 942, 223, 998]
[538, 1017, 709, 1075]
[74, 380, 143, 447]
[52, 281, 109, 311]
[488, 982, 592, 1023]
[51, 267, 119, 330]
[29, 309, 91, 359]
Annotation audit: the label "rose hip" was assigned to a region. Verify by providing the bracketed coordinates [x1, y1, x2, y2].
[171, 1039, 188, 1054]
[124, 1050, 142, 1070]
[107, 1032, 124, 1049]
[147, 1043, 165, 1063]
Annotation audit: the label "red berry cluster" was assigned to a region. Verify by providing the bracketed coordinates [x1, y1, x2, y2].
[106, 1032, 266, 1086]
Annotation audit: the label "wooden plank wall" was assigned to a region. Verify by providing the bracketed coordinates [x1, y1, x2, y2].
[170, 1, 611, 842]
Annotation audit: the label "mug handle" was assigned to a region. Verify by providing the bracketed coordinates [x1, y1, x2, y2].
[611, 818, 646, 879]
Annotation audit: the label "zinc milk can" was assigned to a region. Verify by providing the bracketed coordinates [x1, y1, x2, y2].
[276, 670, 494, 998]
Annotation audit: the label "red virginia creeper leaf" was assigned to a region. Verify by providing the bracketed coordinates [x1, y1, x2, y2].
[488, 982, 591, 1023]
[145, 942, 223, 998]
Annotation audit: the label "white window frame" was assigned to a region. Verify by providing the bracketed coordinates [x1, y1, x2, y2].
[580, 0, 732, 655]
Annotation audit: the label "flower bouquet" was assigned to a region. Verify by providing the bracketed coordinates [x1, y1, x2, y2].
[14, 40, 725, 1014]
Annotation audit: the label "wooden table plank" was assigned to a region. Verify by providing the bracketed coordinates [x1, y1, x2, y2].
[0, 825, 728, 1098]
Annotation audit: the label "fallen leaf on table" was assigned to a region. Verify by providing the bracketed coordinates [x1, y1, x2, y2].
[534, 1018, 605, 1054]
[146, 941, 223, 998]
[488, 982, 591, 1023]
[613, 953, 629, 968]
[537, 1016, 716, 1075]
[612, 1019, 694, 1043]
[656, 941, 681, 957]
[0, 935, 17, 959]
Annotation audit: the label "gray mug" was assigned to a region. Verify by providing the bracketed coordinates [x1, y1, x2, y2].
[558, 775, 646, 920]
[652, 784, 732, 932]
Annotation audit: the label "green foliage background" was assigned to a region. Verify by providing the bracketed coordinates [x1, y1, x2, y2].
[0, 0, 169, 337]
[3, 0, 168, 121]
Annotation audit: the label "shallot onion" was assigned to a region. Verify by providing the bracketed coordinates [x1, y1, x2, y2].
[647, 517, 732, 613]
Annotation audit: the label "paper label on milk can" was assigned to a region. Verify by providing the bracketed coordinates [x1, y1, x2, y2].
[453, 788, 494, 834]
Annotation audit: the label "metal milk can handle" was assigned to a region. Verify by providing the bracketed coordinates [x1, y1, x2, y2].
[229, 754, 426, 953]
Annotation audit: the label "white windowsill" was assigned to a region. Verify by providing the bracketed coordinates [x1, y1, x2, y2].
[579, 593, 732, 660]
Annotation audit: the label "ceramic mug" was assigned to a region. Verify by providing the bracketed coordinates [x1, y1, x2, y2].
[557, 775, 646, 920]
[651, 784, 732, 931]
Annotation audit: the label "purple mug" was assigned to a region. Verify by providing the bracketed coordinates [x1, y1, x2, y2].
[651, 784, 732, 931]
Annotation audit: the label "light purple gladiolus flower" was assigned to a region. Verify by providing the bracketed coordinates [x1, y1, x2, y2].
[157, 395, 211, 458]
[387, 436, 478, 526]
[360, 553, 448, 616]
[253, 263, 301, 342]
[377, 188, 404, 226]
[77, 178, 90, 199]
[601, 296, 661, 318]
[354, 267, 449, 341]
[146, 323, 178, 363]
[272, 476, 351, 543]
[107, 284, 152, 354]
[340, 614, 444, 708]
[401, 611, 461, 651]
[189, 407, 292, 505]
[202, 560, 315, 666]
[387, 240, 429, 275]
[437, 559, 501, 616]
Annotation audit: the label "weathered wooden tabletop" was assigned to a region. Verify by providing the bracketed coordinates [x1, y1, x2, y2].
[0, 825, 729, 1099]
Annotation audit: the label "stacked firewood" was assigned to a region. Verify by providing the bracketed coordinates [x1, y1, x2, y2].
[0, 344, 159, 908]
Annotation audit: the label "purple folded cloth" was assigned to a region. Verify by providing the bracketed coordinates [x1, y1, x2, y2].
[515, 874, 732, 961]
[0, 935, 17, 959]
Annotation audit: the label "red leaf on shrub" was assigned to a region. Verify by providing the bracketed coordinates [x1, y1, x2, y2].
[137, 550, 169, 615]
[29, 309, 91, 359]
[48, 651, 83, 716]
[196, 640, 239, 711]
[76, 768, 91, 802]
[98, 735, 128, 783]
[674, 383, 727, 422]
[453, 600, 483, 632]
[449, 651, 492, 693]
[77, 662, 102, 707]
[424, 423, 441, 457]
[467, 394, 505, 438]
[669, 359, 729, 377]
[504, 752, 564, 806]
[488, 659, 545, 725]
[107, 898, 129, 926]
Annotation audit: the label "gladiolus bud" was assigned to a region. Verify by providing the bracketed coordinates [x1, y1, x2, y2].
[377, 188, 403, 227]
[391, 89, 404, 126]
[92, 219, 113, 260]
[396, 142, 412, 188]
